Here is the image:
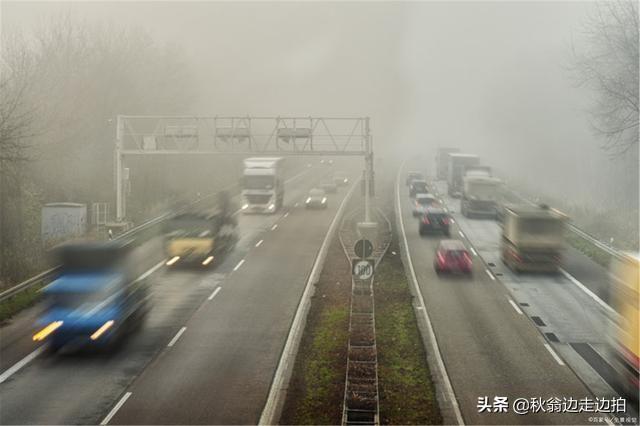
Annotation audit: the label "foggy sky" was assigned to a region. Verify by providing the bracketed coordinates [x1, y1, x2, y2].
[2, 1, 637, 209]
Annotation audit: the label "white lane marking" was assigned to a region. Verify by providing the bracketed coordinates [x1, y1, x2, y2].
[450, 218, 455, 224]
[271, 224, 278, 231]
[255, 239, 263, 247]
[470, 247, 478, 256]
[0, 346, 45, 384]
[207, 286, 222, 301]
[233, 259, 245, 271]
[284, 212, 289, 218]
[294, 202, 299, 207]
[133, 260, 164, 283]
[559, 268, 615, 316]
[167, 326, 187, 347]
[458, 230, 465, 238]
[508, 298, 523, 315]
[485, 269, 496, 281]
[544, 343, 565, 366]
[259, 180, 359, 425]
[100, 391, 132, 425]
[394, 163, 465, 425]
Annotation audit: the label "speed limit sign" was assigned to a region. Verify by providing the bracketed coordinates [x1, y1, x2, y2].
[352, 259, 374, 280]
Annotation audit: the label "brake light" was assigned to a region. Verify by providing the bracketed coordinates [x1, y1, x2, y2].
[422, 216, 430, 224]
[437, 252, 445, 265]
[441, 217, 450, 225]
[463, 252, 472, 265]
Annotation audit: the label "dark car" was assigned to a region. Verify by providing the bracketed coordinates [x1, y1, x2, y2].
[409, 179, 429, 198]
[418, 207, 451, 236]
[406, 171, 425, 186]
[434, 239, 473, 275]
[305, 188, 328, 209]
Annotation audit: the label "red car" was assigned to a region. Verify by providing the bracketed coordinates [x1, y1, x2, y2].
[434, 239, 473, 275]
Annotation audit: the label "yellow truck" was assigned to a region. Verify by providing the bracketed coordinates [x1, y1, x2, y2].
[608, 252, 639, 401]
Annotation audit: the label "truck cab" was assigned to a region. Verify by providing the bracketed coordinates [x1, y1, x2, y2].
[34, 240, 149, 352]
[461, 174, 502, 219]
[241, 157, 284, 214]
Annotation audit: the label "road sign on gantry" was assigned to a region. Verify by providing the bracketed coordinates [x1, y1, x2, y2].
[352, 259, 374, 280]
[354, 239, 373, 259]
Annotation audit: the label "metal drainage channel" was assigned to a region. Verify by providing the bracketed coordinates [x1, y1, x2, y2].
[339, 207, 392, 425]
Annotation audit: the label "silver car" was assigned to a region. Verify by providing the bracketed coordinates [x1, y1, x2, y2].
[412, 193, 438, 217]
[305, 188, 328, 209]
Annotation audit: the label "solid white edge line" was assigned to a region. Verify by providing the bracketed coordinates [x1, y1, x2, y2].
[508, 298, 523, 315]
[470, 247, 478, 256]
[255, 239, 263, 248]
[0, 346, 45, 384]
[207, 286, 222, 301]
[233, 259, 245, 271]
[259, 180, 358, 426]
[395, 163, 465, 426]
[167, 326, 187, 347]
[485, 269, 496, 280]
[559, 268, 616, 316]
[544, 343, 566, 366]
[271, 224, 278, 231]
[100, 391, 132, 425]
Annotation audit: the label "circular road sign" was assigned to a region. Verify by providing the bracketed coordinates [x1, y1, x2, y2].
[354, 239, 373, 259]
[353, 259, 374, 280]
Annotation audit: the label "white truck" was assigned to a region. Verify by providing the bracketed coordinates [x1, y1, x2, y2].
[501, 204, 568, 273]
[461, 173, 502, 219]
[241, 157, 284, 214]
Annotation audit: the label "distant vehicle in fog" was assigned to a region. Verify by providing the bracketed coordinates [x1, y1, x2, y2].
[409, 179, 429, 198]
[33, 240, 150, 353]
[607, 252, 639, 402]
[418, 207, 451, 236]
[405, 171, 425, 186]
[435, 147, 459, 181]
[333, 172, 349, 186]
[320, 181, 338, 194]
[434, 239, 473, 275]
[500, 204, 567, 273]
[412, 193, 438, 217]
[241, 157, 284, 213]
[305, 188, 328, 209]
[447, 153, 479, 197]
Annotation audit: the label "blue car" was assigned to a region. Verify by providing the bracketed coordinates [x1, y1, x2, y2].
[34, 241, 150, 353]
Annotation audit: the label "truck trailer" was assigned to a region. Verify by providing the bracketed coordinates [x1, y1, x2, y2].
[447, 153, 480, 197]
[608, 252, 639, 402]
[436, 147, 459, 181]
[241, 157, 284, 213]
[500, 204, 568, 273]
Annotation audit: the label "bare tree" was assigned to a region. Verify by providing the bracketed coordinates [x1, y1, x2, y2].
[571, 1, 639, 156]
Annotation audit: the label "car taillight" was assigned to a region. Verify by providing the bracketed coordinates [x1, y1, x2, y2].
[441, 217, 450, 225]
[422, 217, 430, 224]
[463, 252, 472, 265]
[437, 253, 445, 264]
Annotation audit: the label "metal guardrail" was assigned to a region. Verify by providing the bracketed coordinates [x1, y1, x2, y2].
[0, 184, 239, 304]
[503, 187, 625, 261]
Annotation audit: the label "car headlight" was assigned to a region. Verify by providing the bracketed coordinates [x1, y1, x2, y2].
[242, 204, 249, 210]
[306, 197, 311, 203]
[322, 197, 327, 203]
[268, 204, 275, 210]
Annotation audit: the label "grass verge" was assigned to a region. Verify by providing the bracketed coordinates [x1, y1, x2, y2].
[0, 284, 43, 325]
[375, 234, 442, 425]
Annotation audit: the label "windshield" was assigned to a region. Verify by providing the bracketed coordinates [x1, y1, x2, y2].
[417, 197, 435, 206]
[467, 181, 498, 199]
[166, 218, 214, 237]
[50, 289, 116, 310]
[244, 175, 275, 190]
